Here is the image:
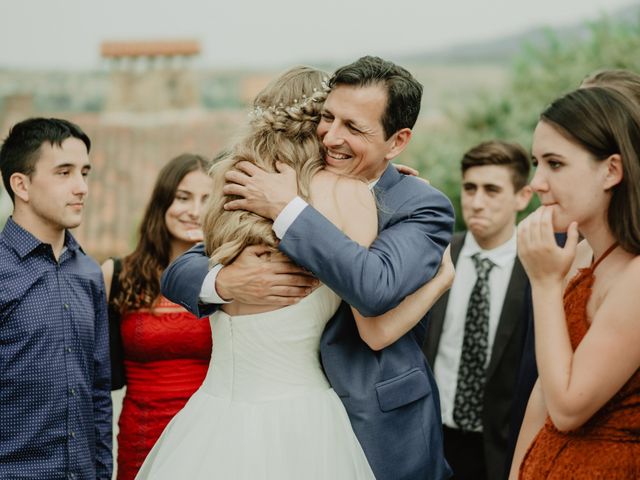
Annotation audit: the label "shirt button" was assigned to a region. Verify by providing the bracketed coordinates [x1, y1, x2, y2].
[69, 431, 76, 438]
[65, 347, 72, 353]
[64, 303, 70, 310]
[69, 388, 76, 396]
[68, 473, 76, 480]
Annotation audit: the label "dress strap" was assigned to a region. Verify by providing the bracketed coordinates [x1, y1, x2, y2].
[591, 242, 618, 272]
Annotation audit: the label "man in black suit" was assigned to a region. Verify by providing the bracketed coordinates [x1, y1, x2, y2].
[423, 140, 532, 480]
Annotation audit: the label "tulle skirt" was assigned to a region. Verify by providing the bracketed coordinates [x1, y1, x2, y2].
[136, 387, 375, 479]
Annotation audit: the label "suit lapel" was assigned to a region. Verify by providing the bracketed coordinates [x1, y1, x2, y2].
[373, 164, 404, 233]
[486, 258, 528, 381]
[423, 232, 465, 365]
[373, 163, 402, 193]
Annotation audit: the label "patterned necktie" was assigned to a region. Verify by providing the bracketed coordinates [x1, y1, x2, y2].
[452, 253, 495, 431]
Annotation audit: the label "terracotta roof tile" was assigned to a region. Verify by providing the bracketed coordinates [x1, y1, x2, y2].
[101, 40, 200, 58]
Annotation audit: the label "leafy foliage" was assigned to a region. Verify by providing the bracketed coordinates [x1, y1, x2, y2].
[411, 13, 640, 230]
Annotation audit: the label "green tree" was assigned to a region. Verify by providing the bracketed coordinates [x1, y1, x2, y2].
[411, 12, 640, 230]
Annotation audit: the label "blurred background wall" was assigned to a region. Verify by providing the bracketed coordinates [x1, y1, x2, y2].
[1, 3, 639, 258]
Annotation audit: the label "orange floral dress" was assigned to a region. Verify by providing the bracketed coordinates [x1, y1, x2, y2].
[520, 246, 640, 479]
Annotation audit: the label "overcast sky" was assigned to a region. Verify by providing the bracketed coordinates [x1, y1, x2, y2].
[0, 0, 637, 70]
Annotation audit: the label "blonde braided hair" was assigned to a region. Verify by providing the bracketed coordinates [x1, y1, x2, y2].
[203, 66, 329, 265]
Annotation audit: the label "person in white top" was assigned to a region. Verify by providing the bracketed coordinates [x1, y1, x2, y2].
[423, 140, 533, 480]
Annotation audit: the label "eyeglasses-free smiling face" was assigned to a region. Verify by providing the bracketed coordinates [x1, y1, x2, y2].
[317, 84, 406, 182]
[164, 169, 212, 246]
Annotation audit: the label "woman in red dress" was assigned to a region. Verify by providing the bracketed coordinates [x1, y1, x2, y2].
[509, 87, 640, 479]
[102, 153, 213, 480]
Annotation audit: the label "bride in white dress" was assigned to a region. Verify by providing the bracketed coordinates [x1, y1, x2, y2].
[137, 66, 453, 479]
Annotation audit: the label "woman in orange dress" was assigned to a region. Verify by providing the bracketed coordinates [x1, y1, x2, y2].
[509, 87, 640, 479]
[101, 153, 213, 480]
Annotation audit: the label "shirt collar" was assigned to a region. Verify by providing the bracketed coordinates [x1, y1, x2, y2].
[460, 229, 517, 268]
[2, 216, 82, 259]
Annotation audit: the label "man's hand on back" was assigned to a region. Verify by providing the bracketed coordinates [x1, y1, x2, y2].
[394, 162, 430, 184]
[223, 161, 298, 220]
[216, 245, 317, 306]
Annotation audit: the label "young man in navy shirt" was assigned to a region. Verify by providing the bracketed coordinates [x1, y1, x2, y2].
[0, 118, 112, 480]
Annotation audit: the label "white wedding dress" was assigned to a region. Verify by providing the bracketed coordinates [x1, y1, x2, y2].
[136, 285, 375, 479]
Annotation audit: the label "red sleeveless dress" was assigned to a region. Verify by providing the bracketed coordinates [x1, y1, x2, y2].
[520, 245, 640, 479]
[116, 297, 212, 480]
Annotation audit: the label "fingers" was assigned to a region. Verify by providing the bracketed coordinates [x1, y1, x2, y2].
[275, 161, 294, 174]
[528, 206, 543, 247]
[517, 206, 578, 282]
[222, 183, 247, 198]
[234, 161, 262, 176]
[517, 215, 529, 249]
[243, 244, 274, 256]
[268, 251, 292, 263]
[223, 199, 248, 211]
[522, 206, 555, 250]
[260, 296, 303, 306]
[265, 285, 315, 297]
[268, 273, 317, 287]
[565, 221, 580, 257]
[394, 163, 419, 176]
[539, 206, 556, 243]
[267, 261, 314, 276]
[238, 280, 317, 306]
[225, 169, 250, 186]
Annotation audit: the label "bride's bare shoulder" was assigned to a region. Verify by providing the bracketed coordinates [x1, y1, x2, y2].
[309, 171, 376, 242]
[310, 170, 371, 200]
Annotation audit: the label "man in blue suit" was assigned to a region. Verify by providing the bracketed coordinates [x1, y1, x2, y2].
[161, 56, 454, 479]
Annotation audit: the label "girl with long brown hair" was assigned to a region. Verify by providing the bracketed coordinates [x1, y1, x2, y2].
[101, 153, 213, 480]
[510, 87, 640, 478]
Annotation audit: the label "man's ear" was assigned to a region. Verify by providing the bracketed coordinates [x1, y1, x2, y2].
[9, 173, 30, 203]
[603, 153, 623, 190]
[515, 185, 533, 212]
[385, 128, 412, 161]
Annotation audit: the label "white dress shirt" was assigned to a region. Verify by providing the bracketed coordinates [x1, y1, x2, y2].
[434, 230, 517, 430]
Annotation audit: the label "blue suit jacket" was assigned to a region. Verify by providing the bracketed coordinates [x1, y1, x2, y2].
[161, 164, 454, 480]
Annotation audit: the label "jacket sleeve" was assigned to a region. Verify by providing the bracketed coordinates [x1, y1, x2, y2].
[279, 182, 454, 317]
[160, 243, 218, 318]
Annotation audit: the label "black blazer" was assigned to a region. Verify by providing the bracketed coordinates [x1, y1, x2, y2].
[423, 232, 530, 480]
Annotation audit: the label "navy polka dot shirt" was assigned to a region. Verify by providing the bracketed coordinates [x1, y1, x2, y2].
[0, 217, 112, 480]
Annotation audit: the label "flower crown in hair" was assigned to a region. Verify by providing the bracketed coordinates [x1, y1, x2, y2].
[249, 78, 330, 119]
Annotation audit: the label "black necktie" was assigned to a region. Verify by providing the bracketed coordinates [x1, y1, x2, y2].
[452, 253, 495, 431]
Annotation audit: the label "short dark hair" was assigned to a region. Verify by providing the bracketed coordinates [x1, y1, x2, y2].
[0, 117, 91, 203]
[461, 140, 530, 191]
[330, 56, 423, 139]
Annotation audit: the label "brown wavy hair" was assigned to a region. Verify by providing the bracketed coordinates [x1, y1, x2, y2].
[114, 153, 211, 313]
[203, 66, 328, 265]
